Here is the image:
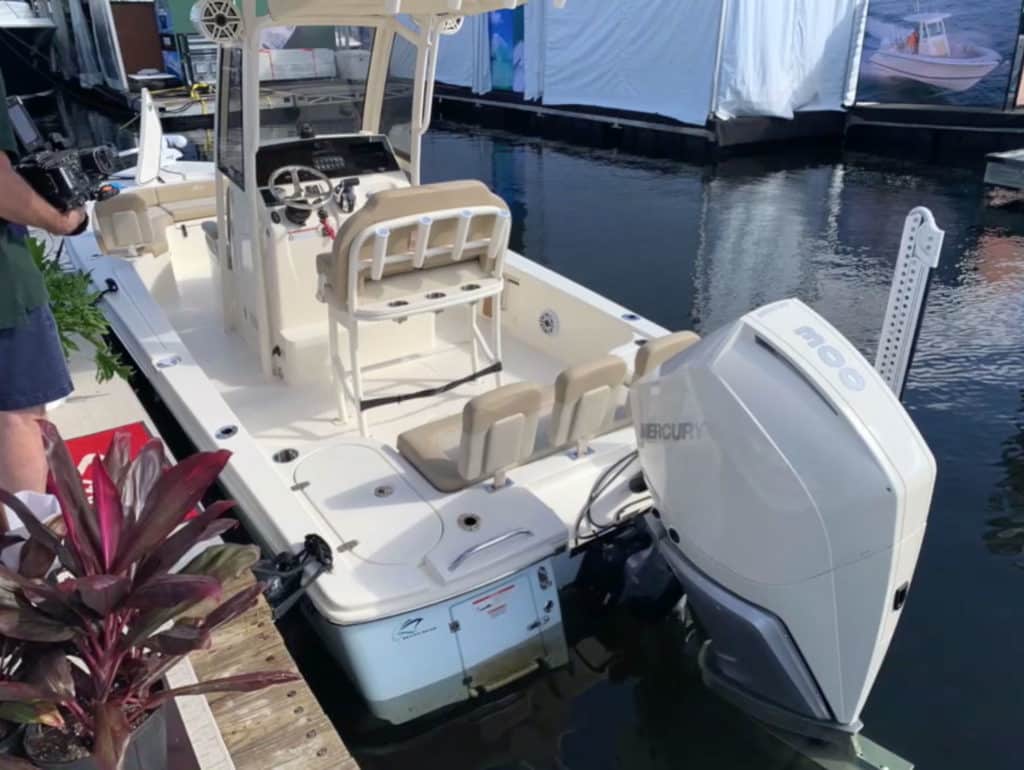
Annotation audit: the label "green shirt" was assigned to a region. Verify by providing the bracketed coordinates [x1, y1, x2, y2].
[0, 70, 48, 330]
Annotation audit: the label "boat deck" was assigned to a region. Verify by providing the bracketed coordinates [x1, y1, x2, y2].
[163, 234, 566, 460]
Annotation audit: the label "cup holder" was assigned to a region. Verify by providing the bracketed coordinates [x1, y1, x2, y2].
[388, 300, 409, 308]
[426, 292, 447, 300]
[461, 283, 481, 292]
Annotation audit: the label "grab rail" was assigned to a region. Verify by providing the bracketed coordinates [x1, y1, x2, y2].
[449, 529, 533, 572]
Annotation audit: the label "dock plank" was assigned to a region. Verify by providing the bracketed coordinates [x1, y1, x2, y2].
[189, 573, 355, 770]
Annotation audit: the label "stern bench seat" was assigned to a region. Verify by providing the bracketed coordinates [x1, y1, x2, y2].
[398, 331, 702, 493]
[94, 179, 216, 257]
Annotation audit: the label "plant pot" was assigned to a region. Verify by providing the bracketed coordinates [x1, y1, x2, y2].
[24, 705, 168, 770]
[0, 722, 24, 754]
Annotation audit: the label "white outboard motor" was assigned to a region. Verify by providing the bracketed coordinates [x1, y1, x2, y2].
[631, 298, 935, 738]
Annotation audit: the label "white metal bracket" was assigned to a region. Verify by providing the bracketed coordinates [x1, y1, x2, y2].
[874, 206, 944, 398]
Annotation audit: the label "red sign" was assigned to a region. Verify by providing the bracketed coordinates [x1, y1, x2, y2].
[63, 422, 154, 505]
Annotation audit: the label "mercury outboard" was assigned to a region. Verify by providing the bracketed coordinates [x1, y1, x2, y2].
[631, 298, 935, 739]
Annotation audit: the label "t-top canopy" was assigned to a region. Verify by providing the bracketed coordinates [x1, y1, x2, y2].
[266, 0, 558, 20]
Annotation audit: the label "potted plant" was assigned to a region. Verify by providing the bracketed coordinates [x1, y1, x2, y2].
[0, 423, 299, 770]
[27, 237, 130, 386]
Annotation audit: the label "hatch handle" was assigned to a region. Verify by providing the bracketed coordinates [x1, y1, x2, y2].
[449, 529, 533, 572]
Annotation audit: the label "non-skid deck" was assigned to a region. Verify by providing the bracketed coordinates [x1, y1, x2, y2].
[164, 240, 565, 457]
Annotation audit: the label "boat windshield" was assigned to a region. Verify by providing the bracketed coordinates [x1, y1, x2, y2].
[256, 25, 415, 159]
[258, 25, 376, 143]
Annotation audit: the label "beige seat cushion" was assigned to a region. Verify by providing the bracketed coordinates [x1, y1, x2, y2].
[94, 193, 169, 256]
[158, 197, 217, 223]
[634, 331, 701, 381]
[398, 382, 543, 493]
[550, 355, 628, 448]
[319, 180, 509, 307]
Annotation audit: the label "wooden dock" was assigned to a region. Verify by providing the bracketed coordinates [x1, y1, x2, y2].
[190, 572, 356, 770]
[51, 345, 357, 769]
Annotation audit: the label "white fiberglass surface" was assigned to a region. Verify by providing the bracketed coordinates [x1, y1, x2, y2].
[162, 243, 563, 457]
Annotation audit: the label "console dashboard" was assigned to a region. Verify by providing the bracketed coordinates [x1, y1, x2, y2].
[256, 134, 400, 205]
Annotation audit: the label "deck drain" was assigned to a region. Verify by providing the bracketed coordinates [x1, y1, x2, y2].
[458, 513, 481, 532]
[374, 484, 394, 498]
[215, 425, 238, 440]
[461, 283, 481, 291]
[426, 291, 447, 300]
[622, 312, 640, 322]
[273, 448, 299, 464]
[538, 310, 560, 336]
[388, 300, 409, 307]
[634, 338, 648, 347]
[155, 355, 182, 369]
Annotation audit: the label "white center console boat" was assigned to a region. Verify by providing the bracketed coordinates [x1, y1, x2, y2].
[65, 0, 939, 747]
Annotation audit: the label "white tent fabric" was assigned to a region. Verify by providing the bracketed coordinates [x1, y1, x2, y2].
[541, 0, 722, 125]
[428, 0, 869, 124]
[523, 0, 546, 101]
[714, 0, 866, 119]
[435, 15, 491, 94]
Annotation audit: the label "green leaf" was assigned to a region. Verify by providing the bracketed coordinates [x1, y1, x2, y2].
[0, 701, 64, 728]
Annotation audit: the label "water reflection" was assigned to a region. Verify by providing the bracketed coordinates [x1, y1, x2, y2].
[987, 390, 1024, 569]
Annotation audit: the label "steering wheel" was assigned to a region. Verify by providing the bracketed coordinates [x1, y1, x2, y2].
[267, 165, 333, 212]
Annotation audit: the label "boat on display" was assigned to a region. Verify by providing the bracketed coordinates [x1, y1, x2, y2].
[869, 12, 1000, 93]
[63, 0, 941, 752]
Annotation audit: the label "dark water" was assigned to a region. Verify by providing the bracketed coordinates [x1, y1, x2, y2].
[46, 96, 1024, 769]
[857, 0, 1021, 108]
[421, 126, 1024, 770]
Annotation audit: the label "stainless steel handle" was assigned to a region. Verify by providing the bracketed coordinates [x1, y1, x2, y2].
[449, 529, 534, 572]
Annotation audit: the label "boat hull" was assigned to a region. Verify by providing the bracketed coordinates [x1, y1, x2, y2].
[305, 557, 570, 725]
[869, 48, 1000, 92]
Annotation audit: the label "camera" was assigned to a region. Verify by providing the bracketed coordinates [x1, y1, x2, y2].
[5, 96, 120, 234]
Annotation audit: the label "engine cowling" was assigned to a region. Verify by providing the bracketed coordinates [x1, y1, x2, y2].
[631, 298, 935, 737]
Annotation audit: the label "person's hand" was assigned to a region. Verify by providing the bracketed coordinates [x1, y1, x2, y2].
[53, 208, 87, 236]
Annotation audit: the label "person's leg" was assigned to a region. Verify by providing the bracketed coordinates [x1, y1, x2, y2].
[0, 405, 47, 495]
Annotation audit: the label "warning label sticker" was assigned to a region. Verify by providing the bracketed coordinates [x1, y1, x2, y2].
[472, 583, 516, 619]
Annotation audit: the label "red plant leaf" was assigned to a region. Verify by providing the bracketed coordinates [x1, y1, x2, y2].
[202, 582, 263, 632]
[76, 575, 131, 616]
[145, 671, 299, 709]
[134, 500, 237, 586]
[123, 574, 221, 611]
[101, 431, 133, 489]
[119, 438, 168, 525]
[146, 623, 211, 655]
[0, 607, 75, 643]
[22, 649, 75, 700]
[0, 681, 59, 703]
[90, 457, 124, 573]
[39, 421, 101, 574]
[113, 450, 231, 573]
[18, 514, 66, 579]
[92, 701, 131, 770]
[0, 564, 65, 607]
[0, 490, 82, 577]
[0, 534, 23, 552]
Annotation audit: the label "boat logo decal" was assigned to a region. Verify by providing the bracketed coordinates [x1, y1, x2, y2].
[393, 617, 437, 642]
